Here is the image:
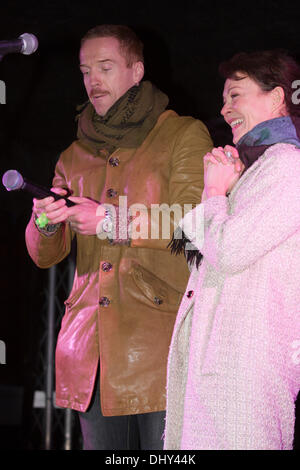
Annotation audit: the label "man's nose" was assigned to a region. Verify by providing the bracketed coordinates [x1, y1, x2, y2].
[89, 69, 102, 87]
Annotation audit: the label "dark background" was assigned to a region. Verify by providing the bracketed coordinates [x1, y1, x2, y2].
[0, 0, 299, 450]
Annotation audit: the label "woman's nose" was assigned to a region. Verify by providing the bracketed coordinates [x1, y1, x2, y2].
[221, 101, 229, 117]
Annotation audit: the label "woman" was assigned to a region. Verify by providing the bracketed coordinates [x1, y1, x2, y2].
[164, 50, 300, 450]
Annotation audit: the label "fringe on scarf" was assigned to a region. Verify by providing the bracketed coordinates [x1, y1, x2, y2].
[168, 226, 203, 269]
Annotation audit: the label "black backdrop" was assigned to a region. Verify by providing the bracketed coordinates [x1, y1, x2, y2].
[0, 0, 299, 450]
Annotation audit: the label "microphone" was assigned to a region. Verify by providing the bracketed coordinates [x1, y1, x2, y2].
[2, 169, 75, 207]
[0, 33, 38, 57]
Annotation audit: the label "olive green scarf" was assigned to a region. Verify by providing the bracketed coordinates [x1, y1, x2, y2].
[76, 80, 169, 155]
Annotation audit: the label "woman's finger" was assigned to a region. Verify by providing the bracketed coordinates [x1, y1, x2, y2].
[224, 145, 239, 159]
[204, 153, 219, 166]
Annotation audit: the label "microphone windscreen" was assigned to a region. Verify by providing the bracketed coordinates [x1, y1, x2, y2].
[2, 169, 24, 191]
[19, 33, 38, 55]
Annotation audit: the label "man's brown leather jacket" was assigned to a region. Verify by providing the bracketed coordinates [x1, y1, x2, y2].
[25, 110, 213, 415]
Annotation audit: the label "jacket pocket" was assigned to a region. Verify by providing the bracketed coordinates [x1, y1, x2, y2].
[64, 280, 85, 309]
[131, 264, 183, 313]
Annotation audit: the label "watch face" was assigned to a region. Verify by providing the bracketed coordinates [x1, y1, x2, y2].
[102, 217, 113, 233]
[46, 224, 57, 232]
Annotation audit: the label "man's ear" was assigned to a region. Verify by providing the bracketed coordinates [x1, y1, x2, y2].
[133, 61, 144, 85]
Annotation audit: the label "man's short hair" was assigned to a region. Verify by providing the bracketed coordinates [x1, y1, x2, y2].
[81, 24, 144, 67]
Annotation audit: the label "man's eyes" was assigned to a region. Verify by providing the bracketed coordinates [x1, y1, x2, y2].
[80, 65, 113, 74]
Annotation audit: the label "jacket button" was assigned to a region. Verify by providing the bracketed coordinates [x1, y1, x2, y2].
[102, 262, 113, 272]
[109, 157, 120, 167]
[187, 290, 194, 298]
[106, 188, 118, 198]
[154, 296, 163, 305]
[99, 297, 110, 307]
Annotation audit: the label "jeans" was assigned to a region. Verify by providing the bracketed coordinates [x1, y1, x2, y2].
[77, 372, 165, 450]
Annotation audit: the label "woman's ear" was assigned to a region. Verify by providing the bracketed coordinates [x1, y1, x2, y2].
[271, 86, 288, 116]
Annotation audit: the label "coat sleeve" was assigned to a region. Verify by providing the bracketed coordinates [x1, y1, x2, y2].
[25, 157, 73, 269]
[181, 144, 300, 274]
[130, 118, 213, 250]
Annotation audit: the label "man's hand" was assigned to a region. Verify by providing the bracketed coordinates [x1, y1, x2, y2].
[33, 187, 70, 224]
[65, 196, 105, 236]
[33, 189, 107, 236]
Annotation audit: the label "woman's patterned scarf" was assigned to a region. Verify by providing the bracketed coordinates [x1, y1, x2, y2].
[169, 115, 300, 268]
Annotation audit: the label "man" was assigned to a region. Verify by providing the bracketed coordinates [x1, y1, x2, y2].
[25, 24, 213, 450]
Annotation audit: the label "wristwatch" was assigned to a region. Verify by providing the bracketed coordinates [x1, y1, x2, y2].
[34, 214, 61, 235]
[102, 206, 113, 234]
